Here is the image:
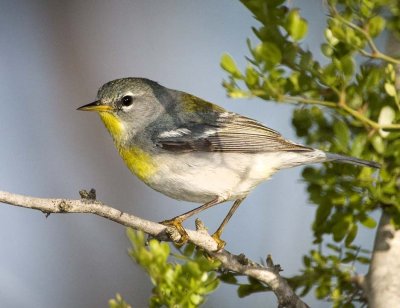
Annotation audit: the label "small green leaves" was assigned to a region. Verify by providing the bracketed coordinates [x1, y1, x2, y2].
[221, 1, 400, 306]
[255, 42, 282, 69]
[292, 108, 313, 137]
[127, 229, 220, 308]
[285, 9, 308, 41]
[109, 294, 131, 308]
[325, 29, 339, 46]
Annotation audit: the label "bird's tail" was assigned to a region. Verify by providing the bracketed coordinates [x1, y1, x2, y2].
[325, 152, 381, 169]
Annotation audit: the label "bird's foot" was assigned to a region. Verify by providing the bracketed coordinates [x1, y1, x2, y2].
[160, 218, 189, 245]
[211, 231, 226, 251]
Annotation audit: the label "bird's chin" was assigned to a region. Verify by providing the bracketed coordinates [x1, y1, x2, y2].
[98, 112, 124, 139]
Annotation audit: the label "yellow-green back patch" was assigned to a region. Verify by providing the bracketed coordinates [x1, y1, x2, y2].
[181, 93, 225, 114]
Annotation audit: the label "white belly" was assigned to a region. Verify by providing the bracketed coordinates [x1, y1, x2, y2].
[146, 152, 281, 203]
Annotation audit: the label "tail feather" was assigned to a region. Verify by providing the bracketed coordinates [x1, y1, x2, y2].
[325, 153, 381, 169]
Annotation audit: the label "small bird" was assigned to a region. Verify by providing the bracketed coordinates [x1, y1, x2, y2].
[78, 78, 380, 249]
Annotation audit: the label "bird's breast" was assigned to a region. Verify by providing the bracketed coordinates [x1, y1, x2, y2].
[118, 146, 159, 182]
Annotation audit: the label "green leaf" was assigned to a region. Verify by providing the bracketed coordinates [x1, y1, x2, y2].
[379, 106, 396, 138]
[333, 121, 350, 150]
[356, 256, 370, 264]
[330, 21, 346, 42]
[361, 216, 377, 229]
[316, 283, 330, 299]
[245, 65, 259, 86]
[221, 53, 241, 77]
[299, 50, 313, 70]
[293, 108, 313, 137]
[342, 251, 356, 264]
[332, 215, 352, 242]
[256, 42, 282, 68]
[327, 243, 341, 253]
[371, 135, 385, 154]
[315, 203, 333, 226]
[368, 15, 386, 37]
[350, 134, 367, 157]
[109, 294, 131, 308]
[285, 9, 308, 41]
[325, 28, 339, 45]
[340, 55, 355, 79]
[303, 255, 311, 267]
[345, 224, 358, 246]
[302, 167, 322, 184]
[322, 63, 338, 86]
[288, 71, 300, 91]
[321, 43, 333, 57]
[311, 250, 325, 265]
[331, 288, 341, 301]
[348, 92, 363, 109]
[384, 83, 397, 97]
[385, 64, 395, 82]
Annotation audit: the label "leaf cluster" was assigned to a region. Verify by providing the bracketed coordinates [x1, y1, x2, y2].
[221, 0, 400, 305]
[120, 229, 220, 308]
[289, 244, 369, 307]
[109, 293, 132, 308]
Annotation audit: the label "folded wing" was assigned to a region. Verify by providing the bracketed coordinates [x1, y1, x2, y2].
[155, 113, 313, 153]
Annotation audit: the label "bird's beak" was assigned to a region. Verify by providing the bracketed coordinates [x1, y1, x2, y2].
[77, 101, 113, 112]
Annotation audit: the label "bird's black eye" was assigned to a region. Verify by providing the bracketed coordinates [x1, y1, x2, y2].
[121, 95, 133, 107]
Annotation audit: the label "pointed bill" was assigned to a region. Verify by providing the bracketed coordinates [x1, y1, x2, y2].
[77, 101, 112, 112]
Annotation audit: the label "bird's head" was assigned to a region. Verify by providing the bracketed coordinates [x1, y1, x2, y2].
[78, 78, 168, 144]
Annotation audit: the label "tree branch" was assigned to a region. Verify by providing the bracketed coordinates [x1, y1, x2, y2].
[366, 212, 400, 307]
[366, 32, 400, 307]
[0, 189, 308, 308]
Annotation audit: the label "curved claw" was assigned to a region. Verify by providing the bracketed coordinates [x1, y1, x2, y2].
[211, 232, 226, 251]
[160, 218, 189, 245]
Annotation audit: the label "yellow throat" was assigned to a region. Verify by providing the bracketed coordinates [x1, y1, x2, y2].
[98, 111, 157, 181]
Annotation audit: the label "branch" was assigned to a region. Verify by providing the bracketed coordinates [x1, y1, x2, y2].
[366, 212, 400, 307]
[0, 189, 308, 308]
[248, 91, 400, 131]
[366, 33, 400, 307]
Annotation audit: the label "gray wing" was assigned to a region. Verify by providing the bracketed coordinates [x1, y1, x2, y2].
[154, 112, 313, 153]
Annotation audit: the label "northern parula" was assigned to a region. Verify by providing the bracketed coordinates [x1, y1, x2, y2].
[78, 78, 380, 248]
